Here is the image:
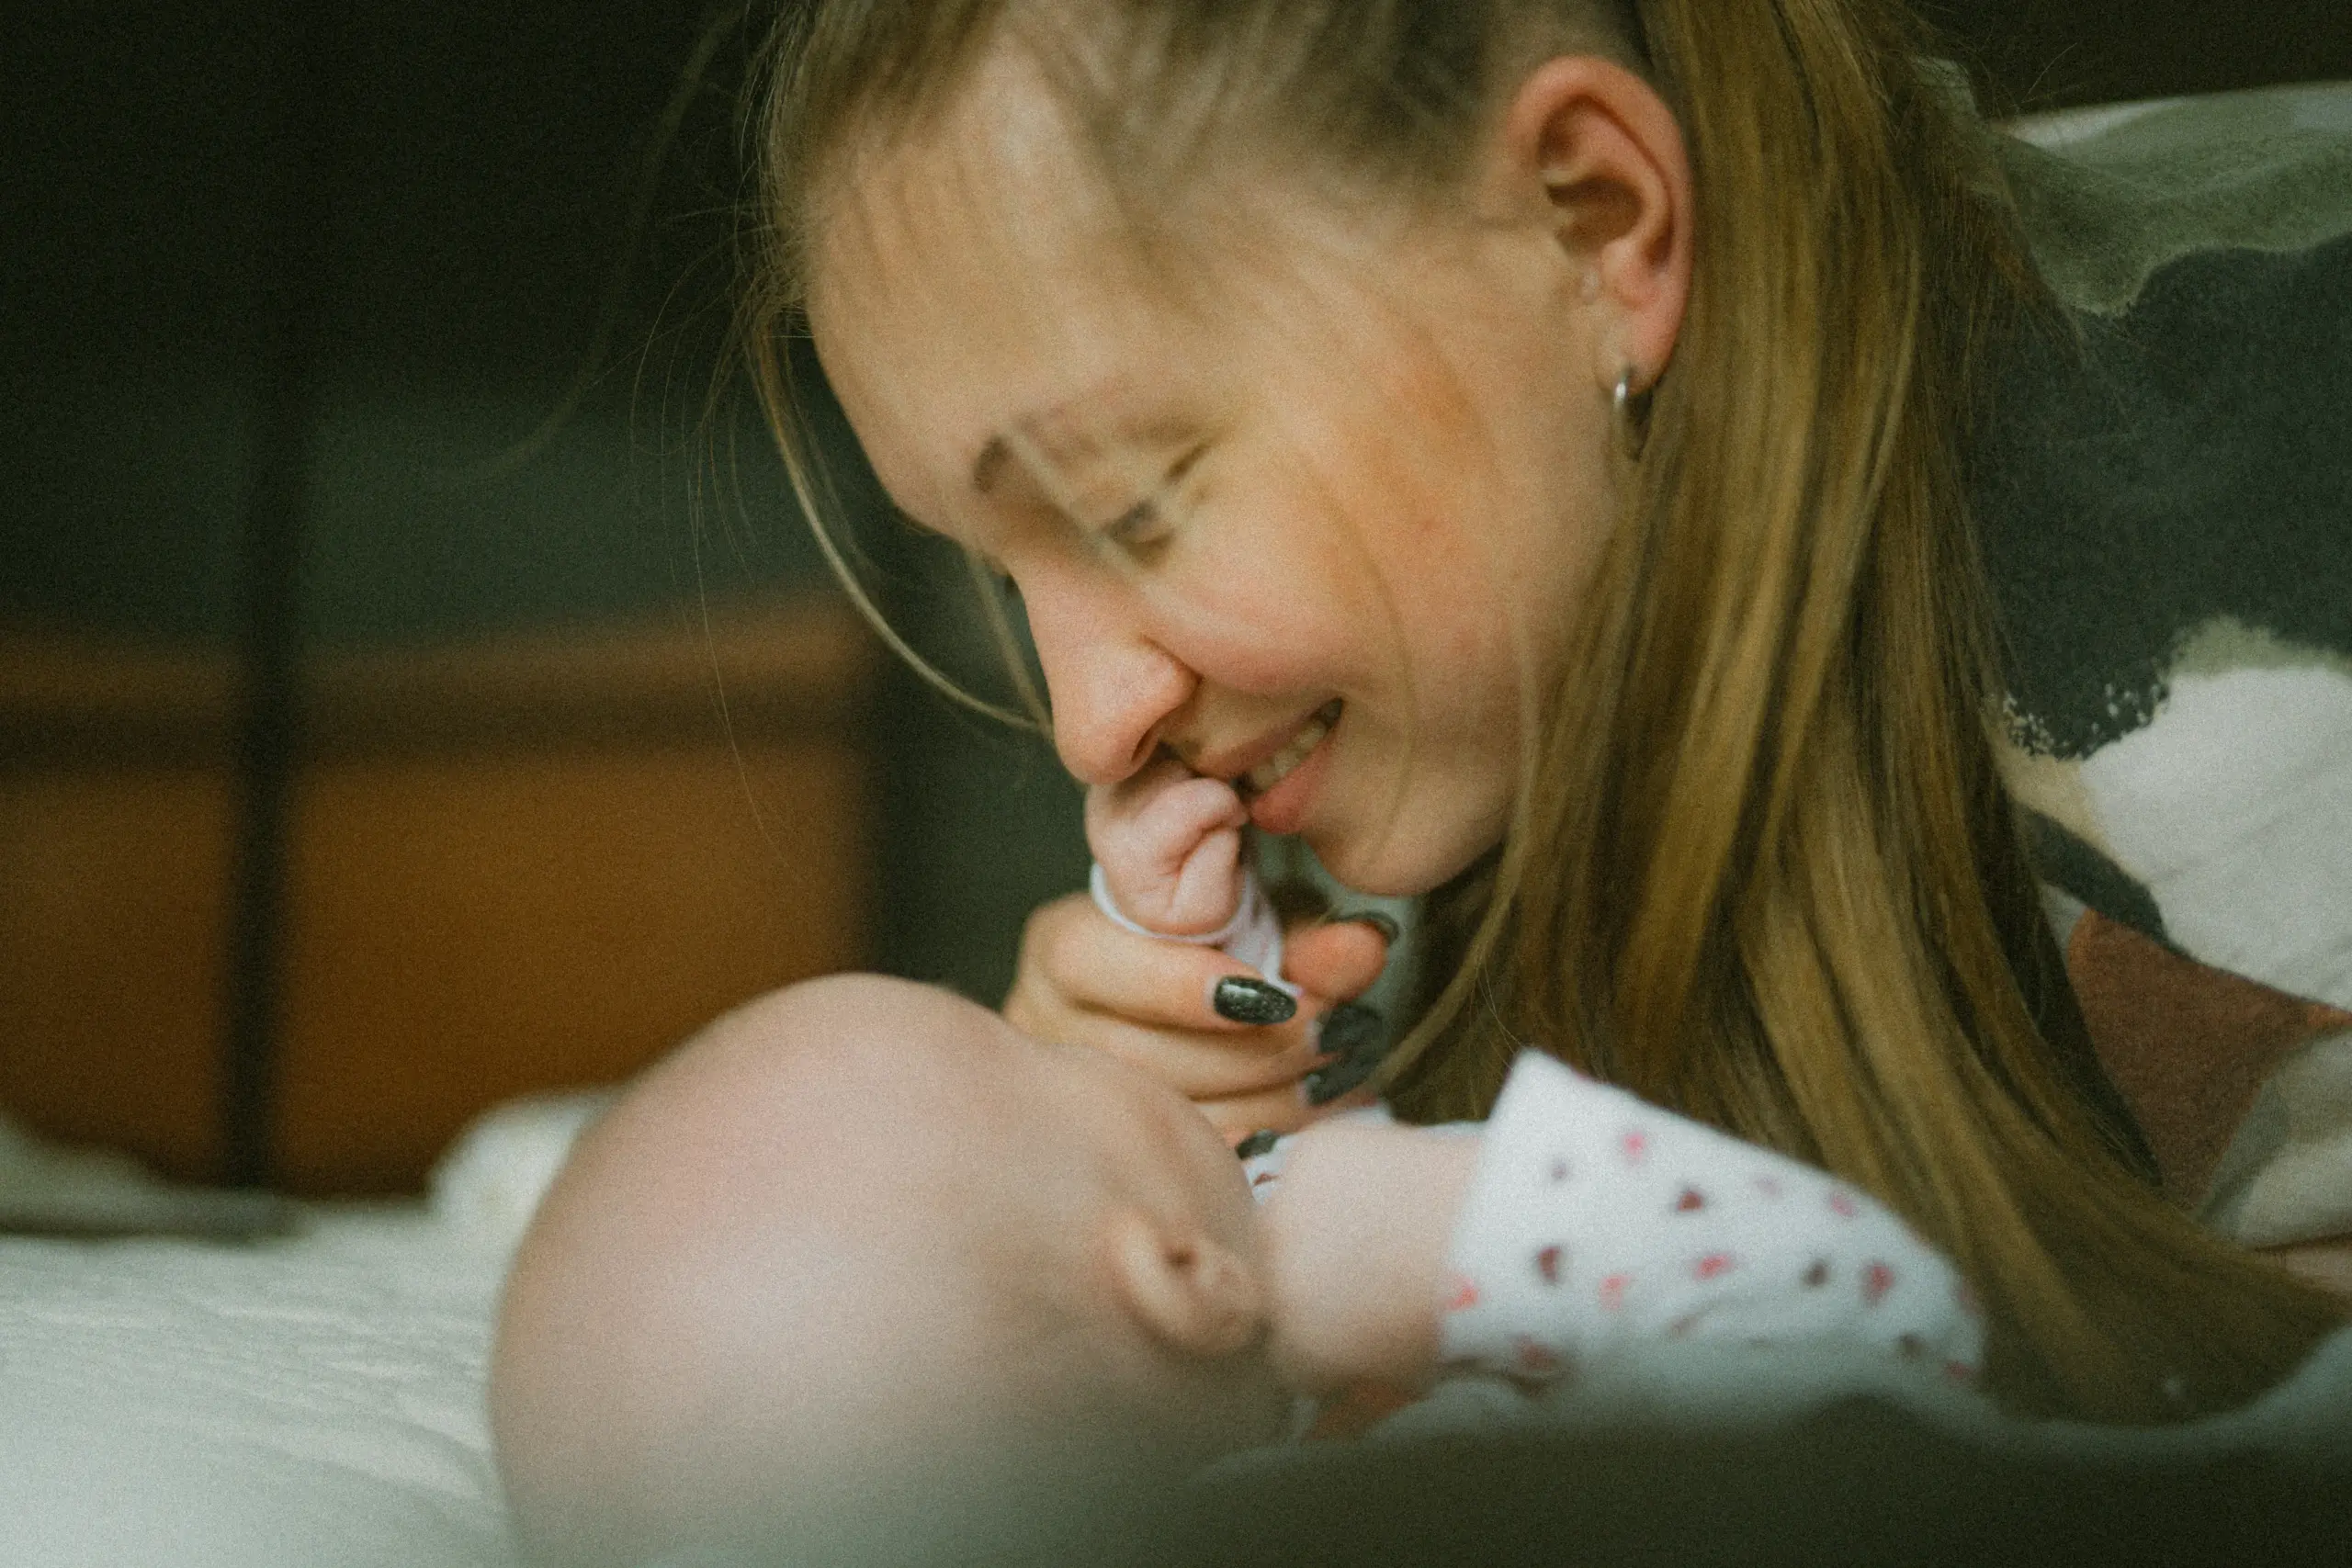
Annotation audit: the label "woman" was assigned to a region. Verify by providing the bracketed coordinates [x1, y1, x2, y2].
[737, 0, 2348, 1422]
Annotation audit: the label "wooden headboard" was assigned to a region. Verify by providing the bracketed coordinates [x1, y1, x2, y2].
[0, 600, 876, 1193]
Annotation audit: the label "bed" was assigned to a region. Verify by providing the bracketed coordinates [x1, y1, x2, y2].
[6, 1089, 2352, 1568]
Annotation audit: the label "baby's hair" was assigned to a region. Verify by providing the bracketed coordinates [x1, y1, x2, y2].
[733, 0, 2343, 1423]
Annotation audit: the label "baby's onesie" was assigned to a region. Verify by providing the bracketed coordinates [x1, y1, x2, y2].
[1437, 1053, 1981, 1388]
[1242, 1053, 1983, 1412]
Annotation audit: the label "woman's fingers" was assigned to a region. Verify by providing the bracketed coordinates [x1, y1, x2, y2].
[1001, 889, 1400, 1128]
[1197, 1082, 1385, 1146]
[1003, 893, 1320, 1100]
[1011, 892, 1297, 1034]
[1073, 1012, 1333, 1102]
[1281, 916, 1393, 1004]
[1194, 1082, 1321, 1144]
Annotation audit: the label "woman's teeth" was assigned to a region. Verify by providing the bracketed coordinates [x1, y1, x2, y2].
[1245, 702, 1340, 795]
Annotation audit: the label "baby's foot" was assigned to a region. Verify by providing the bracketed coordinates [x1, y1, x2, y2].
[1087, 757, 1249, 938]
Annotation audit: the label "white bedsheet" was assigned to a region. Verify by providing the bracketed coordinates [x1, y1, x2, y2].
[0, 1094, 607, 1568]
[0, 1213, 513, 1568]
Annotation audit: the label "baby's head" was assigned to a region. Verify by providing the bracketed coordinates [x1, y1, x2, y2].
[491, 975, 1286, 1566]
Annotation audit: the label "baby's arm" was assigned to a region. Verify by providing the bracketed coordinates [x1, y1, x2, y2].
[1258, 1055, 1983, 1398]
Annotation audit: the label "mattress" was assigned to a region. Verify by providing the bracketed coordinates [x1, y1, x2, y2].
[8, 1086, 2352, 1568]
[0, 1094, 602, 1568]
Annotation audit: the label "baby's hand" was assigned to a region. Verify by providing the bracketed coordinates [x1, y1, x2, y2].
[1086, 757, 1249, 938]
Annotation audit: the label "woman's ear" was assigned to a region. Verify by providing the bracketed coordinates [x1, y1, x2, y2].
[1488, 53, 1693, 389]
[1100, 1206, 1268, 1360]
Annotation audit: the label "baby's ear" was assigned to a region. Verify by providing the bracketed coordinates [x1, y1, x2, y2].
[1101, 1207, 1267, 1360]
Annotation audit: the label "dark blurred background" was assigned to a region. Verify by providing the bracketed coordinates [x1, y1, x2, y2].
[4, 2, 2349, 1191]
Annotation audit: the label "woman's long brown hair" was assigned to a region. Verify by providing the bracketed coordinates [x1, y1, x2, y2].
[739, 0, 2344, 1421]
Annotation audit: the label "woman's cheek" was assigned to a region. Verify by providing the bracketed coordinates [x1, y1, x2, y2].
[1157, 557, 1355, 693]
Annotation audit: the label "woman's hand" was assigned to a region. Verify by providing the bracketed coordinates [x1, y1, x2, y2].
[1002, 891, 1393, 1143]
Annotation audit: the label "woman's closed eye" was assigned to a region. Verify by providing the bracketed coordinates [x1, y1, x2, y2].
[1095, 445, 1206, 555]
[1101, 495, 1169, 550]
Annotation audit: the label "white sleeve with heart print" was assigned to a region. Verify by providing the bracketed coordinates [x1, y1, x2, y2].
[1438, 1055, 1984, 1390]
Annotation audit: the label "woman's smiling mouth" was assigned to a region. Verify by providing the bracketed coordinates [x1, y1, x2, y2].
[1233, 700, 1344, 837]
[1241, 700, 1341, 797]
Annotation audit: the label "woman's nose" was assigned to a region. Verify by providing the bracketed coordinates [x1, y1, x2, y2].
[1021, 579, 1193, 786]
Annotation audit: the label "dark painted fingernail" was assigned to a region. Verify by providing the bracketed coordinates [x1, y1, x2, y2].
[1305, 1057, 1374, 1106]
[1316, 1001, 1386, 1062]
[1213, 976, 1297, 1026]
[1234, 1129, 1280, 1160]
[1305, 1004, 1388, 1104]
[1338, 910, 1403, 946]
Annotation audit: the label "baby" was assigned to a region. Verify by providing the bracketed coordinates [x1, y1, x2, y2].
[492, 970, 1981, 1567]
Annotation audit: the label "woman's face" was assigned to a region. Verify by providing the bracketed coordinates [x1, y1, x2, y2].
[808, 47, 1621, 897]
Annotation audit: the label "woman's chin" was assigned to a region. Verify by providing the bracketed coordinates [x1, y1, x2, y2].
[1305, 822, 1489, 901]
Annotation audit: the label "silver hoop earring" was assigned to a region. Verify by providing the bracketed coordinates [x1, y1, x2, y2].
[1613, 367, 1652, 463]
